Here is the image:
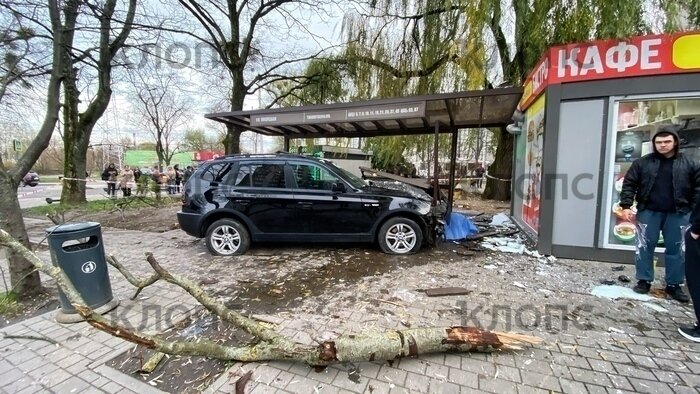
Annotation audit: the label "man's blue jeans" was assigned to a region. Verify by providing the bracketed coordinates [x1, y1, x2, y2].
[634, 209, 689, 286]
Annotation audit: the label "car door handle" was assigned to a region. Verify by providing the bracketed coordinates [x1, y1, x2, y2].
[234, 199, 249, 205]
[297, 202, 313, 208]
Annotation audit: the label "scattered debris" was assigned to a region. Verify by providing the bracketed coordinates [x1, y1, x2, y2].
[512, 281, 527, 289]
[482, 237, 526, 254]
[608, 327, 625, 334]
[618, 275, 631, 283]
[591, 285, 654, 301]
[611, 266, 625, 272]
[649, 288, 667, 299]
[235, 370, 253, 394]
[490, 213, 515, 227]
[138, 352, 165, 374]
[443, 213, 479, 240]
[392, 289, 417, 303]
[465, 229, 519, 241]
[600, 279, 616, 285]
[642, 302, 668, 313]
[483, 264, 498, 270]
[424, 287, 472, 297]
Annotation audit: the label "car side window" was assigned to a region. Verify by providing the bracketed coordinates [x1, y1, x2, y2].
[293, 163, 338, 191]
[200, 163, 232, 183]
[238, 163, 286, 188]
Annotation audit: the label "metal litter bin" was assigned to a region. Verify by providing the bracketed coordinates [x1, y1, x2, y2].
[46, 222, 119, 323]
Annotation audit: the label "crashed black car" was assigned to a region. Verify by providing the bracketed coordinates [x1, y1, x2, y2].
[177, 153, 447, 256]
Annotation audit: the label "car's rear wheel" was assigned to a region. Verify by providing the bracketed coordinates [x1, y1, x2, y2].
[378, 217, 422, 255]
[205, 218, 250, 256]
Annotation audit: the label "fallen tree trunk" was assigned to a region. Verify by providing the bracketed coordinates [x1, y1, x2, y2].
[0, 229, 541, 365]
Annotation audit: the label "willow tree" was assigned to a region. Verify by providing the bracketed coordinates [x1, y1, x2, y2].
[341, 0, 687, 200]
[336, 0, 487, 176]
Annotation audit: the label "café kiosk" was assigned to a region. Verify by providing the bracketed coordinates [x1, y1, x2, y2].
[511, 31, 700, 263]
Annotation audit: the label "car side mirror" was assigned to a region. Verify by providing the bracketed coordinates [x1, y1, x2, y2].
[331, 181, 346, 193]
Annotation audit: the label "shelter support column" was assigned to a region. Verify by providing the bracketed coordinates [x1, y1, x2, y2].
[283, 137, 290, 152]
[433, 122, 440, 205]
[448, 128, 458, 210]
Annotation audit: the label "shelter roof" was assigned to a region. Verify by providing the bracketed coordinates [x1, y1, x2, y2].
[205, 87, 523, 138]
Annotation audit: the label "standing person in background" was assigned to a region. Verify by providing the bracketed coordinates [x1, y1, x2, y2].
[101, 163, 119, 198]
[151, 165, 162, 197]
[166, 166, 176, 194]
[132, 167, 144, 196]
[174, 164, 182, 193]
[119, 165, 134, 197]
[183, 166, 194, 184]
[474, 163, 485, 189]
[619, 125, 699, 302]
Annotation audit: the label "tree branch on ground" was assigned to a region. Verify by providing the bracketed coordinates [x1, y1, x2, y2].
[0, 229, 542, 365]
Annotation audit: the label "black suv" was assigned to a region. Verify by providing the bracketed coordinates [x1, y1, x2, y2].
[177, 153, 446, 256]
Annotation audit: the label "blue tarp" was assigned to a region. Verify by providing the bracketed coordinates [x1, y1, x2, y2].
[444, 212, 479, 240]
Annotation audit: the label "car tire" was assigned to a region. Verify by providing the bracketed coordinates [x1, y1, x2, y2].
[205, 218, 250, 256]
[378, 217, 423, 255]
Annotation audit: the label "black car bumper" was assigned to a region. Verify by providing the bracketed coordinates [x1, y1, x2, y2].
[177, 211, 202, 237]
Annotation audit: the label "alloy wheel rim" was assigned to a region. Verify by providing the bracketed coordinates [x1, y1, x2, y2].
[211, 225, 241, 255]
[385, 223, 416, 253]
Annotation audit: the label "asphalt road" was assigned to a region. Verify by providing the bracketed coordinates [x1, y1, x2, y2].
[17, 182, 109, 209]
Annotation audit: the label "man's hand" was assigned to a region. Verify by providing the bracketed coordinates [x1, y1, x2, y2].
[691, 232, 699, 240]
[621, 209, 635, 222]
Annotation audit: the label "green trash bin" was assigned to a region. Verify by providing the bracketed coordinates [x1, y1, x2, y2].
[46, 222, 119, 323]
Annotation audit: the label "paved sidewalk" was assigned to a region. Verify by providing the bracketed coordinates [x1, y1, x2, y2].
[2, 218, 700, 393]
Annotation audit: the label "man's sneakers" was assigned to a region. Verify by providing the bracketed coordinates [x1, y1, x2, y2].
[633, 280, 651, 294]
[666, 285, 690, 303]
[678, 325, 700, 342]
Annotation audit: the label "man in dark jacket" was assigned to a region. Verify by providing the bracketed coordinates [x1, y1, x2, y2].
[619, 125, 700, 302]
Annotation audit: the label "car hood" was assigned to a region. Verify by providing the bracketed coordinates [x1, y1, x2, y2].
[363, 180, 432, 202]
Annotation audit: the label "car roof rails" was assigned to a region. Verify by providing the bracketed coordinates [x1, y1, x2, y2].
[213, 152, 310, 160]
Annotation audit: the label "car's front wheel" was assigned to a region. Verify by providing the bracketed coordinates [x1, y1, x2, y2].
[378, 217, 423, 255]
[205, 218, 250, 256]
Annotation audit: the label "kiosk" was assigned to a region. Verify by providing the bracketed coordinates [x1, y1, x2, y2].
[512, 31, 700, 263]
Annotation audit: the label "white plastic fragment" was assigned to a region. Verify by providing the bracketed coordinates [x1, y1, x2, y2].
[590, 285, 654, 301]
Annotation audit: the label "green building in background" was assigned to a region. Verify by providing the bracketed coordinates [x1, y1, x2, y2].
[124, 150, 194, 169]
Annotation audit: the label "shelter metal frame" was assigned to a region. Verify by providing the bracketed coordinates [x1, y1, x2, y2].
[206, 87, 523, 208]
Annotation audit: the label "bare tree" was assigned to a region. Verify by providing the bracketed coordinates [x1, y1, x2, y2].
[59, 0, 137, 204]
[0, 0, 65, 297]
[127, 65, 189, 167]
[175, 0, 348, 154]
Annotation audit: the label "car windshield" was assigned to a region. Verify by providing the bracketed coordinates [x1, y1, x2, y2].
[323, 161, 368, 189]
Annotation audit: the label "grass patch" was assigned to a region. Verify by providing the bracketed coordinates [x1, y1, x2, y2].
[0, 292, 22, 316]
[23, 196, 180, 216]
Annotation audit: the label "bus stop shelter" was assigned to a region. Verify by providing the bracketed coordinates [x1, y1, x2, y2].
[205, 87, 523, 207]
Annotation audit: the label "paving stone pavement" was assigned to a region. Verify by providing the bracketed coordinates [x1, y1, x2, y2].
[2, 217, 700, 393]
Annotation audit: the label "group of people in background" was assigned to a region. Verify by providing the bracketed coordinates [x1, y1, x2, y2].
[101, 163, 195, 198]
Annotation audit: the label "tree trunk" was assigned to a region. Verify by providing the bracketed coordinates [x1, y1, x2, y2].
[224, 71, 246, 154]
[0, 175, 41, 296]
[482, 127, 512, 201]
[60, 70, 89, 204]
[224, 124, 243, 154]
[61, 143, 89, 204]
